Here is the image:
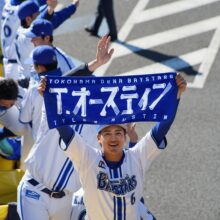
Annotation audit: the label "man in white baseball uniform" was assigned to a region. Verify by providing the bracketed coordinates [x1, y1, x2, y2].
[15, 0, 80, 83]
[0, 77, 27, 136]
[24, 18, 76, 79]
[1, 0, 22, 79]
[16, 45, 82, 220]
[71, 123, 156, 220]
[1, 0, 57, 80]
[0, 76, 36, 171]
[17, 35, 115, 220]
[19, 18, 77, 143]
[19, 32, 114, 150]
[46, 74, 187, 220]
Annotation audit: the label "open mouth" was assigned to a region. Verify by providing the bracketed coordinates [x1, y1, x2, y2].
[109, 144, 118, 148]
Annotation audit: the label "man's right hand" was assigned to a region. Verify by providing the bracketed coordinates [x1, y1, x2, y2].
[38, 76, 47, 96]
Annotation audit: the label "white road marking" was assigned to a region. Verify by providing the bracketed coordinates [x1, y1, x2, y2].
[118, 0, 151, 41]
[55, 1, 219, 89]
[118, 48, 206, 76]
[94, 0, 220, 89]
[111, 16, 220, 59]
[136, 0, 219, 23]
[94, 0, 151, 76]
[192, 27, 220, 88]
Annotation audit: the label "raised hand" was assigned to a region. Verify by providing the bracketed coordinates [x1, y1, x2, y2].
[176, 73, 187, 99]
[127, 123, 138, 144]
[87, 34, 114, 72]
[96, 34, 114, 66]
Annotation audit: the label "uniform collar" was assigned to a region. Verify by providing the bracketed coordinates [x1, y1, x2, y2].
[103, 151, 125, 168]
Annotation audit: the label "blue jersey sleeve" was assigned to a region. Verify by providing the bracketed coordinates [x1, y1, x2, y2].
[64, 63, 93, 77]
[56, 126, 75, 150]
[128, 142, 136, 148]
[151, 99, 180, 149]
[39, 4, 77, 29]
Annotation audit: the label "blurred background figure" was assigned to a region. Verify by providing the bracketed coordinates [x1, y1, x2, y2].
[85, 0, 118, 41]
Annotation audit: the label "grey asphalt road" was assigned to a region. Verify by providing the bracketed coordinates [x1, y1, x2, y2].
[54, 0, 220, 219]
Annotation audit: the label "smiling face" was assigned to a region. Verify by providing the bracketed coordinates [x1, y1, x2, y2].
[97, 125, 126, 162]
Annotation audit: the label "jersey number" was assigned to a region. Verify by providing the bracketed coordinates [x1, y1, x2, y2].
[3, 25, 12, 38]
[131, 192, 136, 205]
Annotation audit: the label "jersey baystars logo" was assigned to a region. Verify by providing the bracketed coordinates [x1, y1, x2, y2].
[97, 171, 137, 195]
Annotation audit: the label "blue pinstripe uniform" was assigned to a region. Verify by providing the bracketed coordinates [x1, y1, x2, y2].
[17, 107, 97, 220]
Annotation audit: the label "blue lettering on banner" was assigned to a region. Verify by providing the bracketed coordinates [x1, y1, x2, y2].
[44, 73, 178, 129]
[25, 190, 40, 200]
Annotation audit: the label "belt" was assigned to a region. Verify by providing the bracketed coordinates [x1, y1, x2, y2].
[6, 59, 17, 64]
[28, 178, 66, 199]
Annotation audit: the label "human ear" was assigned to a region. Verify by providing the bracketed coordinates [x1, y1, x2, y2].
[97, 134, 102, 145]
[25, 16, 32, 26]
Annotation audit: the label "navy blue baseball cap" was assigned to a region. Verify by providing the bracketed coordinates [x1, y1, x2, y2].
[34, 0, 46, 6]
[32, 45, 57, 65]
[25, 19, 53, 38]
[10, 0, 24, 6]
[17, 0, 39, 20]
[97, 124, 127, 134]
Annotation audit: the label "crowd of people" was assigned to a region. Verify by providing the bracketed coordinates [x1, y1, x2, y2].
[0, 0, 187, 219]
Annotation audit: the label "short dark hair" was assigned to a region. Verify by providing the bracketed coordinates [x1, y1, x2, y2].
[20, 13, 39, 29]
[34, 61, 58, 72]
[41, 35, 54, 44]
[20, 19, 29, 28]
[43, 61, 58, 71]
[0, 78, 18, 100]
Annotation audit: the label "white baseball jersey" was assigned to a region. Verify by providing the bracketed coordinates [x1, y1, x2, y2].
[71, 188, 155, 220]
[24, 106, 81, 193]
[0, 85, 35, 171]
[25, 46, 76, 88]
[71, 188, 86, 220]
[64, 130, 163, 220]
[15, 41, 76, 81]
[19, 85, 43, 142]
[0, 0, 5, 22]
[17, 106, 99, 220]
[19, 85, 43, 170]
[15, 27, 34, 79]
[54, 47, 75, 74]
[1, 0, 20, 79]
[19, 47, 75, 142]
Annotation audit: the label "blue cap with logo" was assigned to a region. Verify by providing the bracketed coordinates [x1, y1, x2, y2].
[97, 124, 127, 134]
[17, 0, 39, 20]
[32, 45, 57, 65]
[25, 19, 53, 38]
